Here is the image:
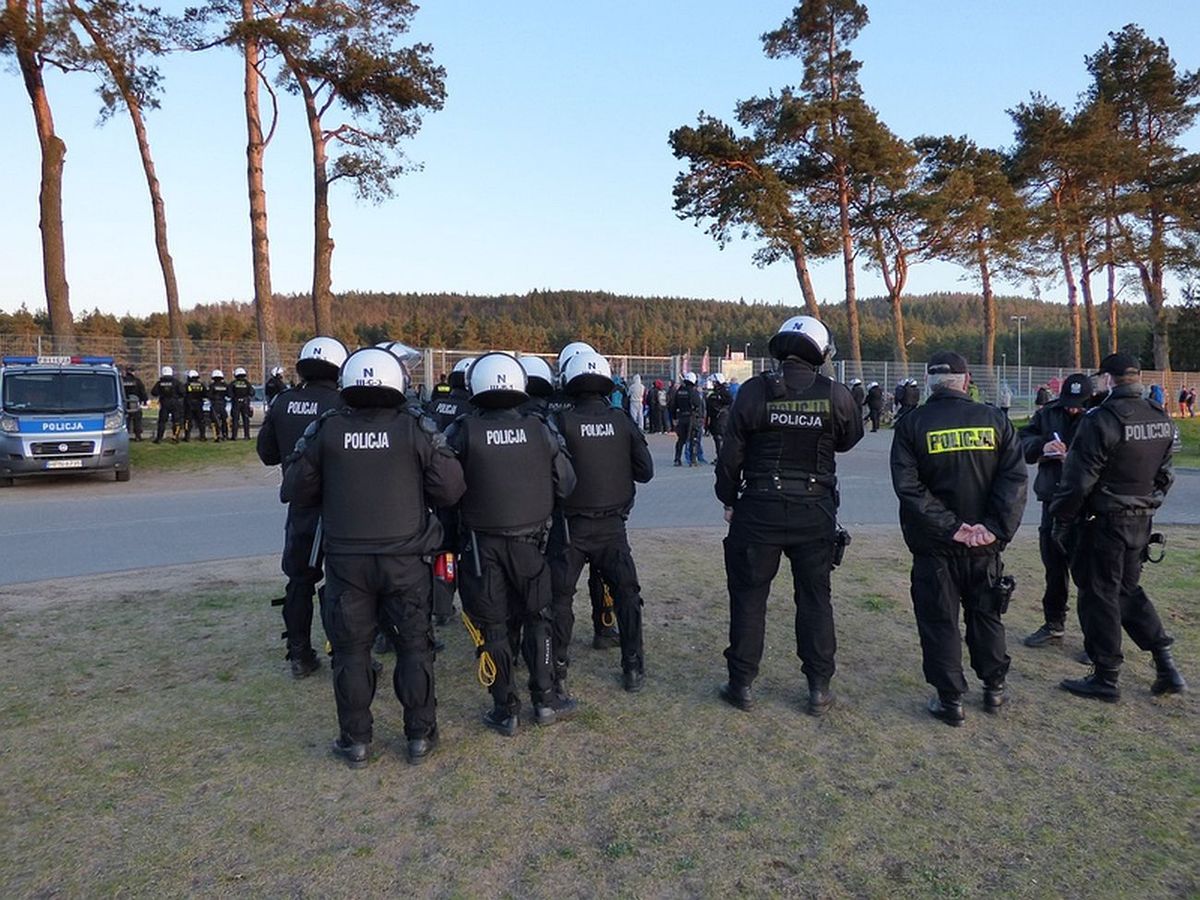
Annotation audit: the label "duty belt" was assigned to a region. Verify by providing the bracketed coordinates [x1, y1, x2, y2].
[743, 473, 833, 495]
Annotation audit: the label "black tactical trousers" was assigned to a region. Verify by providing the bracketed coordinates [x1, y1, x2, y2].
[154, 401, 182, 440]
[868, 408, 881, 432]
[586, 565, 612, 634]
[1069, 515, 1170, 672]
[550, 515, 644, 673]
[910, 553, 1010, 696]
[125, 408, 143, 439]
[232, 403, 251, 439]
[211, 411, 229, 440]
[183, 402, 206, 440]
[724, 495, 837, 686]
[673, 416, 692, 463]
[321, 553, 437, 743]
[459, 532, 554, 714]
[281, 503, 322, 660]
[1037, 503, 1071, 626]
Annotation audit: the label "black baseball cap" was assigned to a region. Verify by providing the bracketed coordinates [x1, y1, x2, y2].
[1095, 353, 1140, 377]
[926, 350, 969, 375]
[1059, 373, 1092, 406]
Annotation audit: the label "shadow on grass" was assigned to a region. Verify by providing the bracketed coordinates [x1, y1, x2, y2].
[0, 530, 1197, 896]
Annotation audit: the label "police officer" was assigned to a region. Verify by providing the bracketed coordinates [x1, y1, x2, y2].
[181, 369, 208, 441]
[265, 366, 288, 406]
[865, 381, 885, 432]
[716, 316, 863, 715]
[672, 372, 705, 466]
[848, 378, 865, 412]
[518, 354, 556, 416]
[121, 366, 148, 440]
[890, 351, 1026, 725]
[1050, 353, 1187, 701]
[550, 351, 654, 696]
[257, 337, 348, 677]
[208, 369, 231, 441]
[150, 365, 184, 443]
[548, 341, 595, 415]
[446, 352, 578, 736]
[282, 348, 465, 767]
[425, 357, 474, 430]
[229, 367, 255, 440]
[1017, 373, 1091, 648]
[706, 373, 733, 460]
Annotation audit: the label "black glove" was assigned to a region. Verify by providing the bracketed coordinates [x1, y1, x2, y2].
[1050, 518, 1075, 559]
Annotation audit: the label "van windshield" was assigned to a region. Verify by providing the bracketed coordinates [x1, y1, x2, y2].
[2, 371, 120, 413]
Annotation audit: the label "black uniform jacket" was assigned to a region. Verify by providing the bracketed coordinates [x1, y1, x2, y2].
[256, 378, 341, 472]
[1049, 384, 1175, 521]
[890, 388, 1026, 556]
[555, 395, 653, 518]
[715, 360, 863, 508]
[1017, 399, 1084, 502]
[282, 405, 466, 556]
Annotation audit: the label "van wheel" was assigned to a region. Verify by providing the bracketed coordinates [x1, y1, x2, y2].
[115, 469, 131, 483]
[0, 477, 12, 487]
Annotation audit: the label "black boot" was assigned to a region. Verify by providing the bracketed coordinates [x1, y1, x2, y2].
[331, 736, 369, 769]
[806, 675, 835, 717]
[482, 706, 518, 737]
[1023, 622, 1065, 647]
[592, 626, 620, 650]
[406, 727, 439, 765]
[622, 667, 645, 693]
[535, 693, 579, 726]
[289, 647, 320, 679]
[1150, 647, 1188, 695]
[719, 681, 754, 711]
[553, 659, 572, 702]
[983, 679, 1007, 713]
[927, 692, 965, 726]
[1061, 667, 1120, 702]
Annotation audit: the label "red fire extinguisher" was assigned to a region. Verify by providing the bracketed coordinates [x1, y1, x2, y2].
[434, 552, 456, 585]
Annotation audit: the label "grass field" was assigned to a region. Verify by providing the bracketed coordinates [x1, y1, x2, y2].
[1, 530, 1196, 897]
[1172, 415, 1200, 469]
[128, 423, 261, 471]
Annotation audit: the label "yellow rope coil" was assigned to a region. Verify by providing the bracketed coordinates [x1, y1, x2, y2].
[601, 582, 617, 628]
[461, 611, 497, 688]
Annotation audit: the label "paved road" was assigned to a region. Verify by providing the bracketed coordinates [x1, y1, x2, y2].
[2, 430, 1197, 586]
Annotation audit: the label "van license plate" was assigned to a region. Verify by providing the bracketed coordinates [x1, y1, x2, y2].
[45, 459, 84, 469]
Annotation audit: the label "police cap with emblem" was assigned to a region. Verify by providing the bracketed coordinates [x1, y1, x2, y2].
[1059, 373, 1091, 408]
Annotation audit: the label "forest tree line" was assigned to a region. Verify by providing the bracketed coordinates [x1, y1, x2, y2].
[5, 288, 1200, 372]
[3, 2, 1198, 371]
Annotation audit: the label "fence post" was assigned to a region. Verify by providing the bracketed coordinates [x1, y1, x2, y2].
[156, 339, 162, 374]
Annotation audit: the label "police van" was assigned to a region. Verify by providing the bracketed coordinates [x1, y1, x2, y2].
[0, 355, 131, 486]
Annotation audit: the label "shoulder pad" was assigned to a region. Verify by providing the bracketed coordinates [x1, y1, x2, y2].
[405, 404, 440, 435]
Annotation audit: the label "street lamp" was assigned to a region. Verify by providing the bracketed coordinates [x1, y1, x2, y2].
[744, 342, 751, 359]
[1010, 315, 1027, 401]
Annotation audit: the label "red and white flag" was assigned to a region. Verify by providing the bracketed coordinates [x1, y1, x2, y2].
[700, 347, 710, 374]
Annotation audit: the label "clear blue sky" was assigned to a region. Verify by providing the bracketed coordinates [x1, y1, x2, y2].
[2, 0, 1197, 320]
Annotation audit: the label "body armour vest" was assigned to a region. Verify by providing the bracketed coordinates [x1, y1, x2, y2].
[426, 389, 470, 431]
[155, 377, 180, 400]
[230, 378, 254, 403]
[459, 414, 555, 532]
[558, 406, 634, 514]
[185, 381, 206, 402]
[742, 370, 836, 489]
[210, 382, 229, 412]
[269, 381, 341, 471]
[1094, 398, 1173, 502]
[320, 409, 426, 544]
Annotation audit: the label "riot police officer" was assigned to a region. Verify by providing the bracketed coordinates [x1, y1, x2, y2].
[121, 366, 148, 440]
[1050, 353, 1187, 700]
[446, 352, 578, 736]
[1017, 373, 1091, 648]
[673, 372, 705, 466]
[265, 366, 288, 406]
[547, 341, 595, 415]
[865, 381, 885, 432]
[180, 370, 207, 441]
[257, 337, 348, 677]
[890, 351, 1026, 725]
[848, 378, 865, 412]
[425, 357, 474, 430]
[518, 354, 556, 416]
[282, 348, 465, 767]
[706, 373, 733, 460]
[150, 365, 184, 443]
[229, 367, 255, 439]
[716, 316, 863, 715]
[549, 351, 654, 696]
[208, 370, 231, 441]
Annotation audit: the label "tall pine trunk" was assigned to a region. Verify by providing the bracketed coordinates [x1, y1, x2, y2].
[68, 3, 185, 368]
[1075, 234, 1101, 368]
[977, 239, 996, 368]
[294, 72, 333, 334]
[789, 242, 821, 319]
[1104, 210, 1118, 352]
[1058, 240, 1081, 368]
[837, 166, 862, 375]
[10, 1, 73, 347]
[242, 0, 280, 373]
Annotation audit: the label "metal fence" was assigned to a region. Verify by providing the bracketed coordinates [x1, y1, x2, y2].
[3, 333, 1196, 415]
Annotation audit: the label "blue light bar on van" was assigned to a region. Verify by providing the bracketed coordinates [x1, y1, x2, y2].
[2, 355, 115, 366]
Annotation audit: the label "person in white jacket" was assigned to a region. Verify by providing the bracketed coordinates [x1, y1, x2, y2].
[628, 374, 646, 430]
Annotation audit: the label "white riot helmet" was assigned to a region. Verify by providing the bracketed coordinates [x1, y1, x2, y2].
[519, 354, 556, 398]
[868, 381, 879, 389]
[682, 371, 698, 385]
[563, 350, 614, 395]
[271, 366, 284, 377]
[767, 315, 834, 365]
[449, 356, 477, 390]
[161, 366, 173, 377]
[297, 336, 348, 381]
[187, 369, 199, 380]
[375, 340, 423, 368]
[556, 341, 595, 373]
[233, 366, 247, 378]
[468, 352, 527, 408]
[849, 378, 862, 386]
[711, 372, 727, 385]
[211, 369, 225, 380]
[339, 347, 407, 407]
